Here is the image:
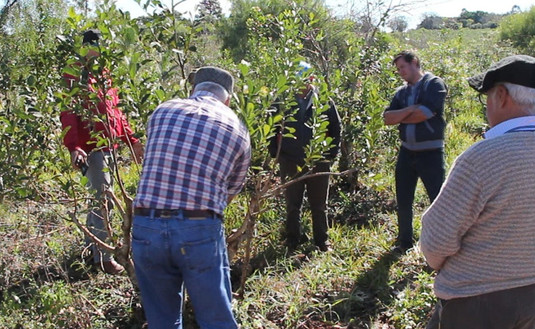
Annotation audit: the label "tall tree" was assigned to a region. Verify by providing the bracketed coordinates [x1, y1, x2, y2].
[0, 0, 71, 200]
[388, 15, 408, 32]
[0, 0, 19, 28]
[221, 0, 333, 61]
[342, 0, 423, 42]
[511, 5, 521, 14]
[460, 8, 489, 24]
[417, 13, 443, 29]
[196, 0, 223, 22]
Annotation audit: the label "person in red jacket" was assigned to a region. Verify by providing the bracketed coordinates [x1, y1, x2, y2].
[60, 29, 143, 274]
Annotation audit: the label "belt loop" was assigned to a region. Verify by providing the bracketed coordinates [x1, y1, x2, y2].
[150, 208, 156, 219]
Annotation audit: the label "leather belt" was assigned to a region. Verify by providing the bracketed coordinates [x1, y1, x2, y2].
[134, 208, 222, 219]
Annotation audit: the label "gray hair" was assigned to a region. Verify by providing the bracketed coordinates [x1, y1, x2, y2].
[500, 82, 535, 115]
[193, 81, 230, 103]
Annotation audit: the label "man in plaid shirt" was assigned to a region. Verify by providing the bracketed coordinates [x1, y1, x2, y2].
[133, 66, 251, 329]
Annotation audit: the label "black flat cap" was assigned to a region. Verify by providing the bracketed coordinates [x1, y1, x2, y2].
[468, 55, 535, 93]
[193, 66, 234, 94]
[82, 29, 101, 45]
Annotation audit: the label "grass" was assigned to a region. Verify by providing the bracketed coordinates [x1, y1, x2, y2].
[0, 201, 143, 329]
[230, 191, 435, 329]
[0, 172, 440, 329]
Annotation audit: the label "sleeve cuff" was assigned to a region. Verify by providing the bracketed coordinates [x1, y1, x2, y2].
[419, 106, 435, 119]
[420, 241, 445, 270]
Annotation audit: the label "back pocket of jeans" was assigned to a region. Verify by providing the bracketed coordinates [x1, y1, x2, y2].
[182, 237, 218, 273]
[131, 224, 156, 270]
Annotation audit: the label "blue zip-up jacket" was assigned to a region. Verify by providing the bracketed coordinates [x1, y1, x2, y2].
[386, 72, 447, 150]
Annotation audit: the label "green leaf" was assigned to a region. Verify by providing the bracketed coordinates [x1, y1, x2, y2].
[96, 138, 108, 147]
[63, 66, 80, 77]
[124, 27, 137, 46]
[129, 58, 138, 80]
[246, 102, 255, 113]
[262, 124, 271, 136]
[27, 75, 37, 87]
[285, 127, 296, 134]
[16, 187, 31, 198]
[238, 61, 251, 75]
[276, 75, 288, 89]
[155, 89, 166, 101]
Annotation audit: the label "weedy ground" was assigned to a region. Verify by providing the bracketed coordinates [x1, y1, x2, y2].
[0, 177, 438, 329]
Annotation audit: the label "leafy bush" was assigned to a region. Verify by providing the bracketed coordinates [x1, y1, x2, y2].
[500, 6, 535, 55]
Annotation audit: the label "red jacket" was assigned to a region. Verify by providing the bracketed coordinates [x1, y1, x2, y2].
[60, 66, 139, 154]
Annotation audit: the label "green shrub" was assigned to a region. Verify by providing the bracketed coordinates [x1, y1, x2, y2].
[500, 6, 535, 55]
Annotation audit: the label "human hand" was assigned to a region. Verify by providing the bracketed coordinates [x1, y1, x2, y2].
[70, 148, 88, 170]
[132, 142, 144, 164]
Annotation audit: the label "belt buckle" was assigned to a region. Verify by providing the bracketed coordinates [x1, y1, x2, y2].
[160, 210, 175, 218]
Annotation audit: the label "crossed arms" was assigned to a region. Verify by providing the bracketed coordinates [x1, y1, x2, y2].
[383, 104, 433, 125]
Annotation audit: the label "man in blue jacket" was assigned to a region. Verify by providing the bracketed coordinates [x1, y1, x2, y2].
[383, 51, 448, 253]
[269, 62, 341, 252]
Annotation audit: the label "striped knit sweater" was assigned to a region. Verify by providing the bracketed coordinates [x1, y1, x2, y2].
[421, 130, 535, 300]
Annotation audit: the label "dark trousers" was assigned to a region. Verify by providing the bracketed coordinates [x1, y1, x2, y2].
[426, 283, 535, 329]
[395, 147, 444, 247]
[279, 158, 330, 247]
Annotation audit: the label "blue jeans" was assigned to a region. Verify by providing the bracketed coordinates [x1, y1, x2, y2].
[395, 147, 444, 248]
[132, 213, 237, 329]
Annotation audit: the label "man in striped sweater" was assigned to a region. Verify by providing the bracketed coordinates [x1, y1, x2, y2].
[421, 55, 535, 328]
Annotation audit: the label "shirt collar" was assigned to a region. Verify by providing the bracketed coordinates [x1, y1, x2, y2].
[408, 72, 426, 87]
[190, 90, 220, 101]
[484, 116, 535, 139]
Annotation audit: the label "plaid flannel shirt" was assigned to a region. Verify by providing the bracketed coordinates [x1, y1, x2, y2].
[134, 91, 251, 215]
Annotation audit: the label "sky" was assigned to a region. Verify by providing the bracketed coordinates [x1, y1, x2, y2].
[111, 0, 535, 28]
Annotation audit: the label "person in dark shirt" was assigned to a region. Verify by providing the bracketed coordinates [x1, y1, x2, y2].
[383, 51, 447, 253]
[269, 61, 341, 252]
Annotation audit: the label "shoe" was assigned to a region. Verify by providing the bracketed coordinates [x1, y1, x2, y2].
[283, 233, 308, 250]
[283, 239, 299, 252]
[316, 241, 332, 252]
[101, 260, 125, 275]
[391, 244, 412, 254]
